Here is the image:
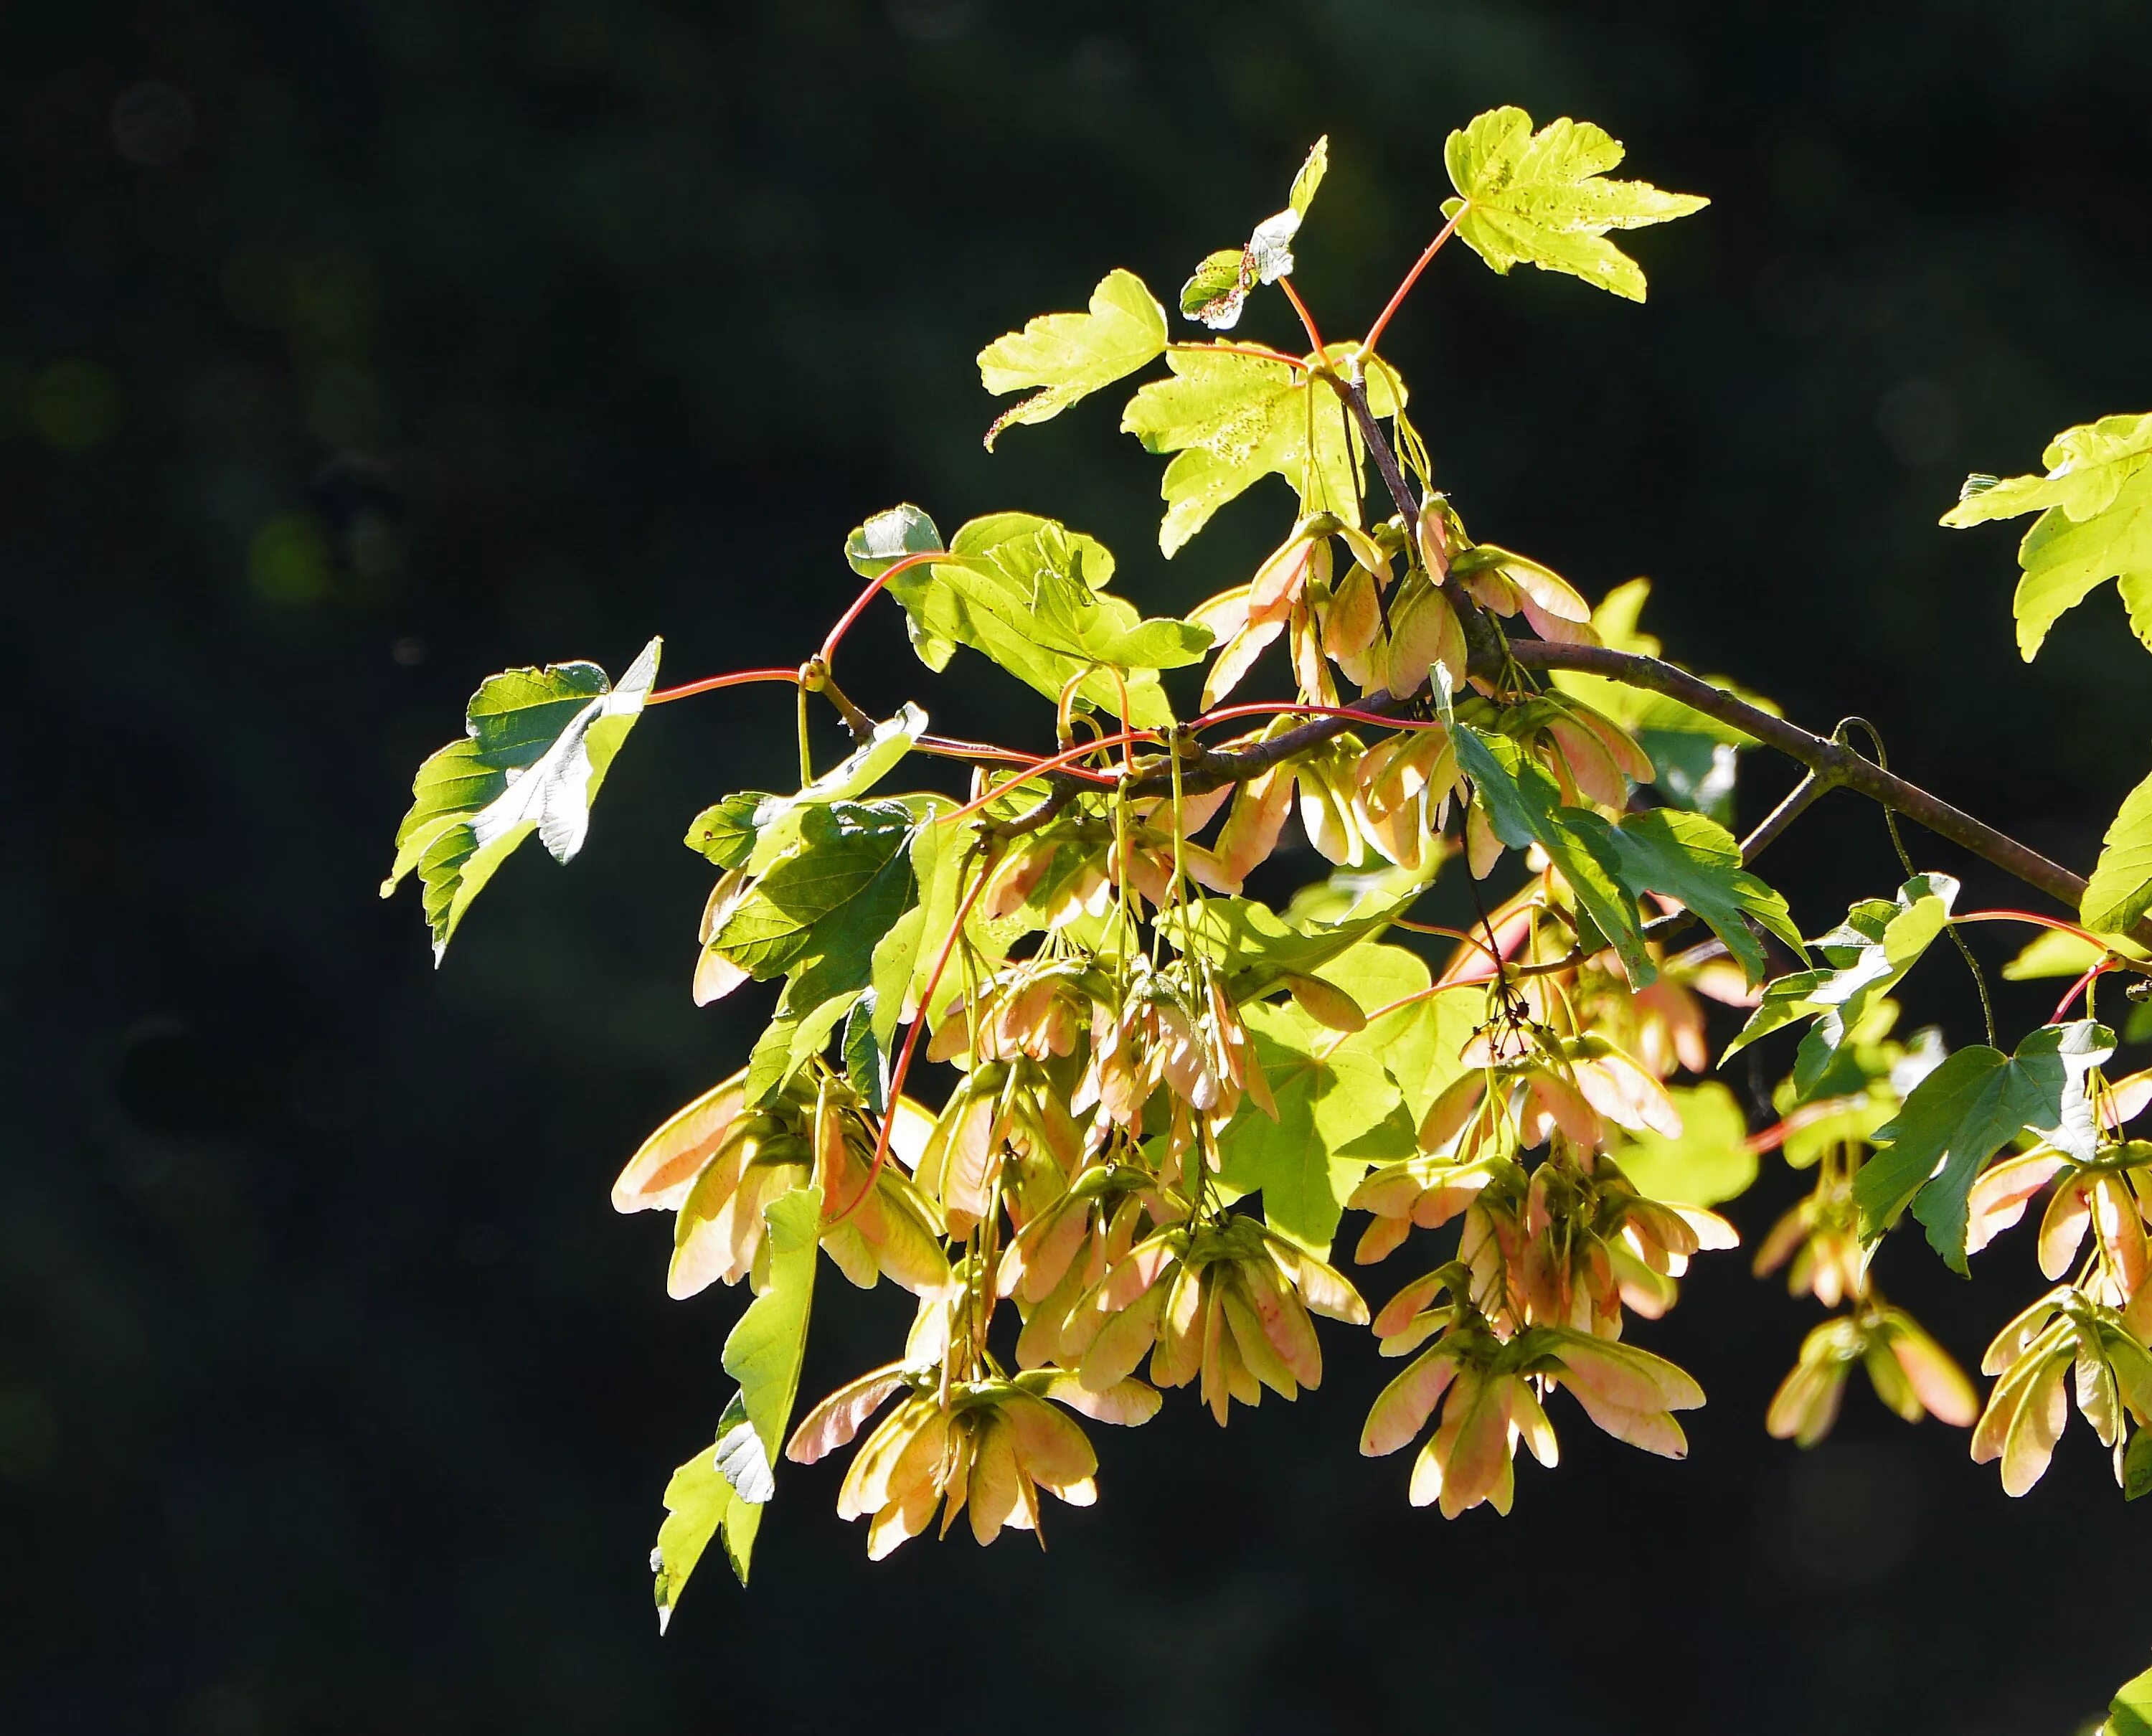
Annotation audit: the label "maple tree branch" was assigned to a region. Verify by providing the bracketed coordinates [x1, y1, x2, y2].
[1505, 638, 2124, 934]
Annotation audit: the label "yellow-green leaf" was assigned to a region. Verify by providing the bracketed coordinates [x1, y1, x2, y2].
[978, 269, 1168, 449]
[2108, 1663, 2152, 1736]
[722, 1184, 823, 1463]
[651, 1390, 765, 1631]
[1615, 1082, 1757, 1208]
[1943, 412, 2152, 660]
[2084, 765, 2152, 935]
[1442, 105, 1707, 302]
[1121, 343, 1403, 556]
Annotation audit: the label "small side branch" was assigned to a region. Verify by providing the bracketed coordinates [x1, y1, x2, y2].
[1331, 371, 1510, 677]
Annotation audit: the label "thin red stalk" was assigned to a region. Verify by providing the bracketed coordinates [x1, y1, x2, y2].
[913, 735, 1114, 782]
[1392, 917, 1501, 961]
[938, 727, 1161, 828]
[1362, 207, 1465, 357]
[1278, 278, 1325, 357]
[828, 855, 999, 1226]
[2054, 961, 2112, 1024]
[1745, 1095, 1867, 1156]
[818, 549, 948, 666]
[1954, 909, 2115, 950]
[646, 666, 800, 706]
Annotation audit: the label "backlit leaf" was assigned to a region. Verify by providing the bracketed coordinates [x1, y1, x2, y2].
[651, 1402, 763, 1631]
[1122, 343, 1403, 556]
[1164, 890, 1417, 1003]
[978, 269, 1168, 448]
[885, 513, 1208, 723]
[1442, 106, 1707, 302]
[1942, 411, 2152, 660]
[685, 704, 927, 872]
[384, 638, 661, 960]
[1567, 806, 1803, 987]
[722, 1184, 823, 1471]
[844, 503, 943, 577]
[1179, 137, 1329, 329]
[2083, 765, 2152, 936]
[1614, 1082, 1757, 1208]
[2105, 1661, 2152, 1736]
[1724, 875, 1958, 1099]
[704, 801, 921, 983]
[845, 504, 950, 669]
[1218, 996, 1410, 1256]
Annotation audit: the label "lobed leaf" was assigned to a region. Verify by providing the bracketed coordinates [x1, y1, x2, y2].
[884, 513, 1207, 723]
[1856, 1022, 2114, 1270]
[978, 269, 1169, 448]
[686, 704, 927, 873]
[2083, 764, 2152, 936]
[1612, 1082, 1757, 1209]
[1179, 138, 1329, 329]
[383, 638, 661, 959]
[2110, 1664, 2152, 1736]
[1568, 806, 1803, 987]
[651, 1392, 765, 1631]
[1217, 996, 1412, 1257]
[1724, 874, 1957, 1096]
[1453, 725, 1650, 983]
[721, 1185, 823, 1483]
[1122, 343, 1403, 556]
[1942, 411, 2152, 661]
[1442, 105, 1707, 302]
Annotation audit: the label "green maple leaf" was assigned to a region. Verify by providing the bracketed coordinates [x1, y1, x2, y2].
[1121, 342, 1403, 556]
[1162, 890, 1416, 1002]
[1567, 806, 1804, 987]
[1855, 1021, 2112, 1270]
[1943, 410, 2152, 660]
[383, 637, 661, 960]
[2082, 764, 2152, 935]
[1442, 105, 1707, 302]
[1218, 1000, 1410, 1258]
[704, 801, 922, 983]
[884, 513, 1209, 722]
[684, 704, 928, 873]
[2110, 1663, 2152, 1736]
[651, 1400, 761, 1633]
[978, 269, 1169, 448]
[1452, 725, 1650, 983]
[1612, 1082, 1757, 1209]
[651, 1184, 821, 1627]
[1724, 874, 1957, 1098]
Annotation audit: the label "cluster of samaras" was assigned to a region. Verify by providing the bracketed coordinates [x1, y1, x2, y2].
[615, 843, 1783, 1549]
[1748, 1012, 2152, 1493]
[1958, 1112, 2152, 1493]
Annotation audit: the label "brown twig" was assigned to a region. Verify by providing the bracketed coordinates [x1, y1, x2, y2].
[1501, 639, 2099, 919]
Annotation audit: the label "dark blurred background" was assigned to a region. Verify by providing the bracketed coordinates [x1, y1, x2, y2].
[9, 1, 2152, 1731]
